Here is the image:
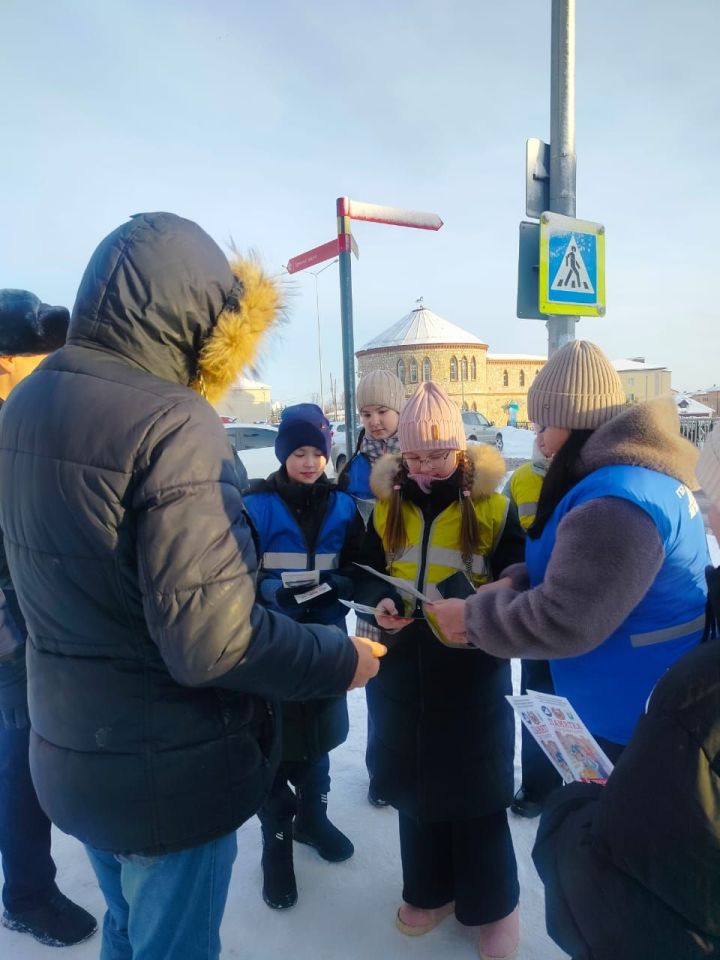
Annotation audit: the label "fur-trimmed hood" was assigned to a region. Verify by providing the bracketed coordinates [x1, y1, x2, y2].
[577, 397, 699, 488]
[370, 443, 506, 502]
[68, 212, 280, 404]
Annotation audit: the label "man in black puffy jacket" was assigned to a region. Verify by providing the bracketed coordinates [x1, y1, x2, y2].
[0, 213, 379, 960]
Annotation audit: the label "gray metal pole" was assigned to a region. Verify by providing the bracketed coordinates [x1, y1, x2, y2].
[548, 0, 577, 354]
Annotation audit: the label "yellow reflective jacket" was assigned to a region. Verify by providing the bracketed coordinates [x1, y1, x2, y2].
[370, 446, 509, 644]
[508, 460, 545, 531]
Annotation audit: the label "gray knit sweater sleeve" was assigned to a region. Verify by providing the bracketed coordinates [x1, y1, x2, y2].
[465, 497, 665, 659]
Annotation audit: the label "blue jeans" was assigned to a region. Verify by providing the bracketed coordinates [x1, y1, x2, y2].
[85, 833, 237, 960]
[0, 687, 57, 913]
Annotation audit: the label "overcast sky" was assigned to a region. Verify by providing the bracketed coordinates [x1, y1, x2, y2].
[2, 0, 718, 404]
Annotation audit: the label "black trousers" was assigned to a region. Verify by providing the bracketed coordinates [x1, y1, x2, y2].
[520, 659, 562, 798]
[398, 810, 519, 926]
[258, 755, 331, 828]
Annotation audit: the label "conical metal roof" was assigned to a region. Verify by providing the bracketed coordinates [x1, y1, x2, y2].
[359, 305, 487, 351]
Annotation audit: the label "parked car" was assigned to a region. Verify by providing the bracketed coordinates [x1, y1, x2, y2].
[461, 410, 504, 450]
[329, 422, 350, 472]
[223, 422, 279, 487]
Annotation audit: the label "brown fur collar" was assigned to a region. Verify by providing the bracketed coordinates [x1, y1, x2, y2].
[190, 257, 283, 405]
[370, 443, 506, 502]
[578, 397, 699, 488]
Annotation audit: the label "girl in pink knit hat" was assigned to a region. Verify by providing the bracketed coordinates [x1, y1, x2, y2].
[353, 380, 525, 960]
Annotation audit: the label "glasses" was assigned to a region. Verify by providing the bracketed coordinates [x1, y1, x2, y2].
[402, 451, 453, 468]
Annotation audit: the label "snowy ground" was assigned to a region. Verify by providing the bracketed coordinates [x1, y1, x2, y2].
[0, 658, 567, 960]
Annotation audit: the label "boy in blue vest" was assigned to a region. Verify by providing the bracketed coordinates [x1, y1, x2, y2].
[244, 404, 366, 910]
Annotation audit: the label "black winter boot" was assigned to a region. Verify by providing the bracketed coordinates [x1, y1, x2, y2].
[1, 890, 97, 947]
[293, 792, 354, 863]
[261, 823, 298, 909]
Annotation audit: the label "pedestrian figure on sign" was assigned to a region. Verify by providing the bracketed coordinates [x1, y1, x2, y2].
[562, 244, 583, 288]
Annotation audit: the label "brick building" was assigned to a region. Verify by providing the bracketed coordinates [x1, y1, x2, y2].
[356, 304, 545, 424]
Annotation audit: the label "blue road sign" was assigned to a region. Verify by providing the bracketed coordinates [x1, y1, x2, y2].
[539, 212, 605, 316]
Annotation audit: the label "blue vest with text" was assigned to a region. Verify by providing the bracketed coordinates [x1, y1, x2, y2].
[525, 465, 709, 745]
[244, 489, 357, 627]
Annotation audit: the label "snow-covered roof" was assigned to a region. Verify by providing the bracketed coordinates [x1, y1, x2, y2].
[231, 376, 271, 391]
[673, 392, 714, 416]
[612, 358, 668, 372]
[487, 353, 546, 362]
[359, 305, 487, 351]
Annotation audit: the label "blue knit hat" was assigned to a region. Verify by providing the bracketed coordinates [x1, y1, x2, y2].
[275, 403, 332, 464]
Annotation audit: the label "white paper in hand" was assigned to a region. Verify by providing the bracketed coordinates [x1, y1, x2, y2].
[352, 563, 432, 603]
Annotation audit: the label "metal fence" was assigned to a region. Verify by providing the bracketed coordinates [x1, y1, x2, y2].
[679, 417, 718, 447]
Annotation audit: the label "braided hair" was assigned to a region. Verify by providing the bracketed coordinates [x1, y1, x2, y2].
[381, 451, 480, 564]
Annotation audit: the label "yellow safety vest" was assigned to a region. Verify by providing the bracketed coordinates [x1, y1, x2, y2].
[373, 493, 510, 645]
[508, 461, 545, 531]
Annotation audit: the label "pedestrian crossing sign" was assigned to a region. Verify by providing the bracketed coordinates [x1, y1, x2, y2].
[539, 212, 605, 316]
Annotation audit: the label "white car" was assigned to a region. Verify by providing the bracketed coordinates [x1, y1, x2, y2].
[224, 422, 279, 484]
[461, 410, 504, 451]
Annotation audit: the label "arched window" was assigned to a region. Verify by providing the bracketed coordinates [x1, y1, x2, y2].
[397, 359, 405, 383]
[462, 401, 469, 411]
[472, 402, 477, 411]
[409, 357, 418, 383]
[519, 369, 525, 387]
[534, 368, 539, 378]
[461, 357, 468, 382]
[450, 356, 458, 381]
[502, 369, 509, 387]
[470, 357, 477, 380]
[423, 357, 431, 381]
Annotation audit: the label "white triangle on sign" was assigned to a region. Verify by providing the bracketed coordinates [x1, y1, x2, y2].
[550, 234, 594, 293]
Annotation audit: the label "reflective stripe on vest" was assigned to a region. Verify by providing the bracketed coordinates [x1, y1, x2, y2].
[630, 612, 706, 647]
[262, 551, 339, 571]
[509, 461, 544, 531]
[373, 493, 510, 614]
[263, 551, 307, 569]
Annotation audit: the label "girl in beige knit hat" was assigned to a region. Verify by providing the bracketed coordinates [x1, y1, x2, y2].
[337, 369, 405, 513]
[353, 380, 525, 960]
[338, 370, 406, 807]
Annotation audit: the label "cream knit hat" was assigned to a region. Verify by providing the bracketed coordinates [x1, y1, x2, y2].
[697, 428, 720, 509]
[528, 340, 626, 430]
[398, 381, 466, 452]
[356, 369, 405, 413]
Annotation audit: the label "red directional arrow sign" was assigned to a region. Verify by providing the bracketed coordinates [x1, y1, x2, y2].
[286, 236, 359, 274]
[286, 239, 339, 274]
[344, 199, 443, 231]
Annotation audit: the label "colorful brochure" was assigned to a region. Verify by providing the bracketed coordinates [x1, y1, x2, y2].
[506, 691, 614, 784]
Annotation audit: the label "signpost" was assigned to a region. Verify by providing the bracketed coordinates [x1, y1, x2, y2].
[539, 213, 605, 316]
[287, 199, 443, 459]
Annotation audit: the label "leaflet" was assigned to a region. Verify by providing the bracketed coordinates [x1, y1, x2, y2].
[281, 569, 320, 588]
[352, 563, 432, 603]
[506, 691, 614, 785]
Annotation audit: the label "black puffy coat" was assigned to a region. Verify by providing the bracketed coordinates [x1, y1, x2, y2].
[356, 465, 525, 822]
[533, 638, 720, 960]
[0, 213, 357, 855]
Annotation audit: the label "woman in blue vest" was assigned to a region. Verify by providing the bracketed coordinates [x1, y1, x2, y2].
[244, 404, 366, 910]
[430, 340, 709, 762]
[529, 428, 720, 960]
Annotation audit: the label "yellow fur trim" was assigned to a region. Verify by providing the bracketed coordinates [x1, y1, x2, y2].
[371, 444, 507, 501]
[190, 256, 282, 405]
